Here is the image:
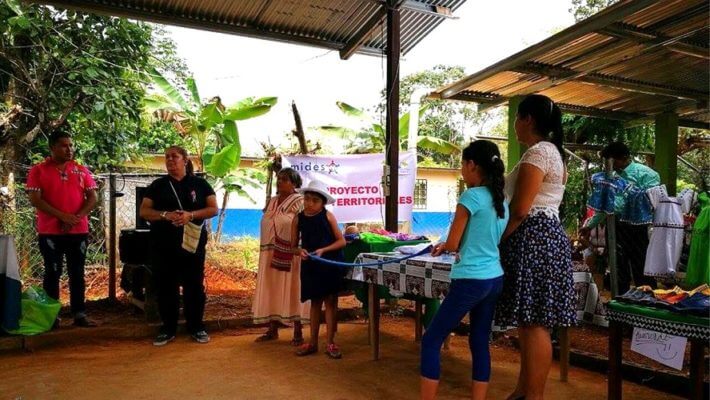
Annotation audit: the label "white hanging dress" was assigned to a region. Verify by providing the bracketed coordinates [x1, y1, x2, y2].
[644, 185, 696, 278]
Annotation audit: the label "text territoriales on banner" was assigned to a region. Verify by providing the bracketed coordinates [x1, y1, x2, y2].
[282, 151, 416, 223]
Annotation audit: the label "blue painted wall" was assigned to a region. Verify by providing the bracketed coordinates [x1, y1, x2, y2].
[212, 209, 453, 241]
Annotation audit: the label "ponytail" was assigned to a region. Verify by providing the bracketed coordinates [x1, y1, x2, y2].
[518, 94, 566, 161]
[488, 157, 506, 219]
[186, 159, 195, 176]
[461, 140, 507, 219]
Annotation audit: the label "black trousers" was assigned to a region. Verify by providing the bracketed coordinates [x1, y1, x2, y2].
[38, 234, 88, 318]
[152, 244, 206, 335]
[615, 222, 656, 294]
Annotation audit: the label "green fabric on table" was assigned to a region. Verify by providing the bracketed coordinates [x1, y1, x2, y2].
[358, 232, 396, 244]
[344, 239, 439, 327]
[343, 239, 428, 263]
[607, 300, 710, 327]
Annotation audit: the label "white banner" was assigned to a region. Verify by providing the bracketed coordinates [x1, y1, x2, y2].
[282, 151, 416, 223]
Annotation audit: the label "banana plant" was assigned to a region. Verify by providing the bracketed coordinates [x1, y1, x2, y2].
[144, 69, 277, 241]
[212, 167, 266, 243]
[315, 101, 460, 155]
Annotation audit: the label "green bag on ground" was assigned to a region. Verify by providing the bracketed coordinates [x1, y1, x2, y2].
[5, 286, 61, 336]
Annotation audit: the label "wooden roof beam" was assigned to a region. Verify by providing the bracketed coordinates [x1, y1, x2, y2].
[37, 0, 382, 56]
[511, 62, 709, 102]
[401, 0, 454, 18]
[678, 120, 710, 130]
[340, 6, 387, 60]
[477, 24, 709, 111]
[362, 0, 454, 18]
[341, 0, 452, 60]
[437, 0, 660, 99]
[599, 22, 710, 60]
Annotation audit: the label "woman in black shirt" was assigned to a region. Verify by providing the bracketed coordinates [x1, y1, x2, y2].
[140, 146, 218, 346]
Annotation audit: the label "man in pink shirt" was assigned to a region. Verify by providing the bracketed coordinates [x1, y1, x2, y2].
[26, 129, 98, 327]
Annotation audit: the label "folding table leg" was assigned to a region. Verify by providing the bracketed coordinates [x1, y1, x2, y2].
[368, 282, 380, 360]
[415, 299, 423, 342]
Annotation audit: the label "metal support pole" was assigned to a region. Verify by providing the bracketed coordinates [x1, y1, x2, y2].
[108, 173, 117, 302]
[605, 158, 619, 297]
[384, 0, 400, 232]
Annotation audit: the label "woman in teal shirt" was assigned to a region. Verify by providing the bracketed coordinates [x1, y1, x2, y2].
[421, 140, 509, 400]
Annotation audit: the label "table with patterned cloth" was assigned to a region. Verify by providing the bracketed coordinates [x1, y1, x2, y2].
[349, 252, 582, 381]
[571, 260, 607, 327]
[606, 300, 709, 400]
[350, 253, 606, 325]
[349, 252, 455, 300]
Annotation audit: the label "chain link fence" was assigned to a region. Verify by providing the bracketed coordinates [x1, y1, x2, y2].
[0, 165, 163, 296]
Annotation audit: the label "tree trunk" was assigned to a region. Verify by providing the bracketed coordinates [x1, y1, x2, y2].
[215, 190, 230, 244]
[291, 102, 308, 154]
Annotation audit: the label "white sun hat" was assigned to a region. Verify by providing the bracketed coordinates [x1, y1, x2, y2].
[299, 179, 336, 205]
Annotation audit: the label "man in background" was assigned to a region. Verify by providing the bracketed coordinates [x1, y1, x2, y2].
[580, 141, 660, 294]
[27, 128, 98, 327]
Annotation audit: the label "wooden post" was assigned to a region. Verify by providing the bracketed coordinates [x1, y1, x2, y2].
[506, 96, 523, 172]
[605, 158, 619, 298]
[384, 0, 400, 232]
[689, 339, 706, 400]
[559, 327, 570, 382]
[108, 173, 117, 302]
[608, 321, 623, 400]
[654, 112, 679, 195]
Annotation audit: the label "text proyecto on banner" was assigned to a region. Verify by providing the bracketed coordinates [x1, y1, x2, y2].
[282, 151, 416, 223]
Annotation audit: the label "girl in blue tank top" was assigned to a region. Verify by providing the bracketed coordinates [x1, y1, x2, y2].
[421, 140, 509, 400]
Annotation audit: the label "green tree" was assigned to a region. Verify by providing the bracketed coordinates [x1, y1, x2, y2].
[569, 0, 618, 22]
[381, 65, 479, 167]
[0, 0, 160, 177]
[317, 101, 460, 157]
[145, 69, 278, 241]
[136, 119, 189, 154]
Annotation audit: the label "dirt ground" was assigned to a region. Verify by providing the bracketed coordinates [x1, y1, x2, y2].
[2, 316, 681, 400]
[52, 263, 706, 378]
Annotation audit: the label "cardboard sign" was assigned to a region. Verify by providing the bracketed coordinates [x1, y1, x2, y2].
[630, 327, 687, 370]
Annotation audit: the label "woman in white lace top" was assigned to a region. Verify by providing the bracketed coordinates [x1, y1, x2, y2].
[495, 95, 576, 400]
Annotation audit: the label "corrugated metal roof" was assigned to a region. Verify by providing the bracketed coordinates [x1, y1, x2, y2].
[34, 0, 466, 58]
[433, 0, 709, 129]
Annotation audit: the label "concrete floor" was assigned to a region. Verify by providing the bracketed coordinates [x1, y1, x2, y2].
[2, 317, 681, 399]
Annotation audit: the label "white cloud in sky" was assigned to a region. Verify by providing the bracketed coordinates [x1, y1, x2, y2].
[166, 0, 574, 156]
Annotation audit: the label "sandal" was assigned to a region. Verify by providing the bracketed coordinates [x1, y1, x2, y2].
[255, 330, 278, 342]
[291, 336, 305, 346]
[325, 343, 342, 359]
[296, 343, 318, 356]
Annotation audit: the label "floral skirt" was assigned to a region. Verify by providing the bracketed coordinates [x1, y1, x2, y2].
[495, 213, 577, 328]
